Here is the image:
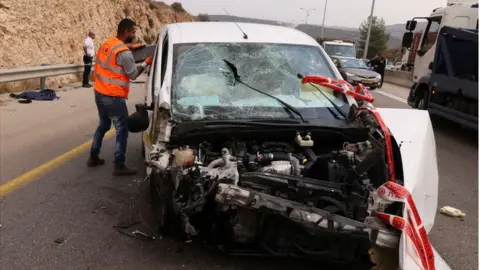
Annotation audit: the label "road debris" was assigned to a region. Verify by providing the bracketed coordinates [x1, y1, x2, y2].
[54, 237, 65, 244]
[132, 229, 155, 240]
[440, 206, 465, 217]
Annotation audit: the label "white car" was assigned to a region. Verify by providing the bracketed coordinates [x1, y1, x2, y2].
[129, 22, 449, 270]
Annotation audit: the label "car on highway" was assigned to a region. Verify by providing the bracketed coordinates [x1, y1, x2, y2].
[385, 62, 395, 70]
[128, 22, 449, 270]
[331, 56, 382, 90]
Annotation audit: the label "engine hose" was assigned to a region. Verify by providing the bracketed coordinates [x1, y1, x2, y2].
[289, 155, 301, 176]
[257, 152, 290, 162]
[352, 148, 380, 177]
[302, 148, 318, 172]
[182, 181, 218, 212]
[314, 196, 348, 215]
[293, 241, 330, 256]
[303, 148, 317, 162]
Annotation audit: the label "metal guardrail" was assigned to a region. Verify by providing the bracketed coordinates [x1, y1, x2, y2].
[0, 61, 144, 90]
[0, 64, 88, 84]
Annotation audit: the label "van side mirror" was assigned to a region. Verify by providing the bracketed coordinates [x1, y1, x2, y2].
[402, 32, 414, 48]
[406, 20, 417, 31]
[127, 104, 151, 133]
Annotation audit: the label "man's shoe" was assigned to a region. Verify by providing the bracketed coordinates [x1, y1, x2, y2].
[87, 157, 105, 167]
[113, 165, 137, 176]
[82, 84, 93, 88]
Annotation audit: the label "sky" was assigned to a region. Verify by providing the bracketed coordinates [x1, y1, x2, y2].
[162, 0, 447, 28]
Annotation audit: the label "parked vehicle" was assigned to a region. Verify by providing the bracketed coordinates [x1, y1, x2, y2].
[331, 56, 382, 89]
[403, 0, 478, 130]
[317, 38, 357, 58]
[130, 22, 448, 270]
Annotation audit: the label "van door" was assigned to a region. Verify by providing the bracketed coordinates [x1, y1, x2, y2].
[144, 29, 169, 159]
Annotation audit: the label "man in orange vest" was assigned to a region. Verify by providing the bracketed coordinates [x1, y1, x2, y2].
[87, 18, 153, 176]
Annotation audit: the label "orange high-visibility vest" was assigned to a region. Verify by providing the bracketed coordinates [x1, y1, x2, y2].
[93, 37, 130, 98]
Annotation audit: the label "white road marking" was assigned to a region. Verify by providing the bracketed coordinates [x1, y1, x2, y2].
[374, 90, 408, 104]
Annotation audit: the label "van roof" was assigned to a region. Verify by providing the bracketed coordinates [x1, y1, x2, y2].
[164, 22, 320, 46]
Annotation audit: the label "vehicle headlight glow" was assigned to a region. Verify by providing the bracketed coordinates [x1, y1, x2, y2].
[376, 75, 381, 79]
[345, 72, 355, 77]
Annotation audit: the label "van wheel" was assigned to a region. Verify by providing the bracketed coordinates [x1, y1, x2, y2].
[141, 133, 146, 158]
[150, 171, 174, 234]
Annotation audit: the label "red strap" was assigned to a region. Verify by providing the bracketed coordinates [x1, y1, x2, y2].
[364, 106, 396, 182]
[301, 75, 435, 270]
[376, 182, 436, 270]
[301, 75, 375, 103]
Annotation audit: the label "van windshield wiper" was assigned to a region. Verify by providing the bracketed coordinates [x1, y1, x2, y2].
[296, 73, 349, 122]
[222, 59, 308, 124]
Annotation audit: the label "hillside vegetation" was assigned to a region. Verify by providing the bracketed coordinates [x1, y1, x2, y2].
[0, 0, 194, 93]
[205, 14, 428, 48]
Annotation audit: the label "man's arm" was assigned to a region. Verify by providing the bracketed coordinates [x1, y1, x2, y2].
[116, 50, 147, 81]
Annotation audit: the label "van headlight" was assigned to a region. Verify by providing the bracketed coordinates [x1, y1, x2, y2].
[375, 75, 381, 79]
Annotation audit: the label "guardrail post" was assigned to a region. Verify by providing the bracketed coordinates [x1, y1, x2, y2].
[39, 64, 49, 90]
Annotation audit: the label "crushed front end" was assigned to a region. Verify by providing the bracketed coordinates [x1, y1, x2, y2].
[146, 105, 404, 267]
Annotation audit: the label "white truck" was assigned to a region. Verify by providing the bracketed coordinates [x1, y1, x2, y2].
[403, 0, 478, 129]
[319, 39, 357, 58]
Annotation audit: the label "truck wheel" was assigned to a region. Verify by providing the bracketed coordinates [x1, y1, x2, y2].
[417, 96, 426, 110]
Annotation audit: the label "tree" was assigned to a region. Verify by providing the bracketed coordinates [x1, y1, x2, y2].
[198, 13, 210, 22]
[171, 2, 185, 12]
[382, 47, 401, 62]
[358, 16, 390, 58]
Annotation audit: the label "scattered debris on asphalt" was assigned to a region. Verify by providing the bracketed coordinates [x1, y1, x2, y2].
[54, 237, 65, 244]
[132, 229, 155, 240]
[440, 206, 466, 217]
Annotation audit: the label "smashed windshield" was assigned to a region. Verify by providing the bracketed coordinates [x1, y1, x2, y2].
[171, 43, 350, 122]
[324, 44, 356, 57]
[340, 58, 370, 69]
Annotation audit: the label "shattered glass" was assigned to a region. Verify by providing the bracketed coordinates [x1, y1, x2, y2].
[171, 43, 349, 121]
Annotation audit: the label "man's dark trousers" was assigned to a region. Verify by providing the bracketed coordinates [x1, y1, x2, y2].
[90, 91, 129, 166]
[83, 55, 93, 86]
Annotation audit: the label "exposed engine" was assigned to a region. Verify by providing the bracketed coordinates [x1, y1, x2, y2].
[147, 118, 401, 265]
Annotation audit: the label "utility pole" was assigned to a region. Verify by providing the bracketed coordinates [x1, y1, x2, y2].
[320, 0, 328, 39]
[300, 8, 315, 24]
[362, 0, 376, 59]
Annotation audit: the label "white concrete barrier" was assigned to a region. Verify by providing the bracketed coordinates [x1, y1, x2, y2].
[384, 70, 413, 88]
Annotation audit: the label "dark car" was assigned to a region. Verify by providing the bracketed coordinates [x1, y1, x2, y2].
[331, 57, 381, 90]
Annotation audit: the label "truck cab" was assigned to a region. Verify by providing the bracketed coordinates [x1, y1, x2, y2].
[402, 0, 478, 129]
[320, 40, 357, 58]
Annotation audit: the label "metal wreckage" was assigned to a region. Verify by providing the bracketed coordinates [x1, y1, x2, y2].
[134, 73, 436, 269]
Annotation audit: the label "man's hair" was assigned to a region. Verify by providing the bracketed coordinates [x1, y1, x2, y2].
[117, 18, 136, 35]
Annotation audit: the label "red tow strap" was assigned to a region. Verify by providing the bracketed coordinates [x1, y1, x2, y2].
[300, 75, 435, 270]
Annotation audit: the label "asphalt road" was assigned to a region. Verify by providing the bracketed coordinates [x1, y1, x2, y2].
[0, 81, 477, 270]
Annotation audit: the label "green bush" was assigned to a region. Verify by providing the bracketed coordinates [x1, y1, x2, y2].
[148, 1, 156, 9]
[171, 2, 185, 12]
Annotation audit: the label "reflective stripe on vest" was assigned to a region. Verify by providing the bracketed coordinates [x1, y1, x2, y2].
[93, 37, 130, 98]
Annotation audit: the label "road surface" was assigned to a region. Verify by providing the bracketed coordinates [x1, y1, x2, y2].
[0, 80, 477, 270]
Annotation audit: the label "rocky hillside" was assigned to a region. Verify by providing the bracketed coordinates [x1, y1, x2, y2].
[0, 0, 194, 93]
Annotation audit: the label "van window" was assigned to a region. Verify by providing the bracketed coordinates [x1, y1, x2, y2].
[160, 35, 169, 85]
